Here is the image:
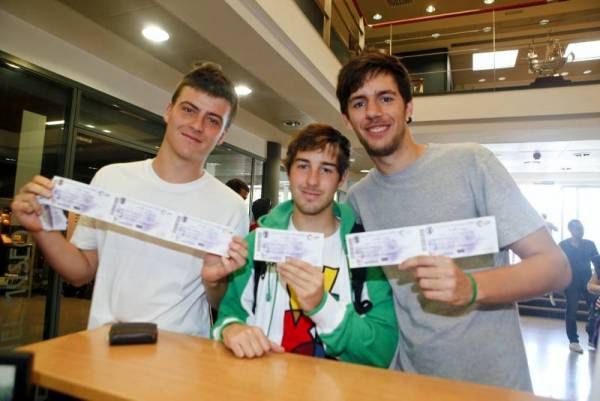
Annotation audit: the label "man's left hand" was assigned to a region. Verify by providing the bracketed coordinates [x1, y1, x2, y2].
[277, 258, 324, 311]
[202, 235, 248, 283]
[399, 255, 475, 306]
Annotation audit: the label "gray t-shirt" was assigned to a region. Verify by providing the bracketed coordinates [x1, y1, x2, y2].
[347, 143, 543, 391]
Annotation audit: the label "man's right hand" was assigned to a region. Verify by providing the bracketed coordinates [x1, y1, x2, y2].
[10, 175, 54, 233]
[222, 323, 284, 358]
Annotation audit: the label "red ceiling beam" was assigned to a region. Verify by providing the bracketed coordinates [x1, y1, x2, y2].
[363, 0, 567, 29]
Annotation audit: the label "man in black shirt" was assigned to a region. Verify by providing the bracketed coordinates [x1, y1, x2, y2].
[559, 219, 599, 353]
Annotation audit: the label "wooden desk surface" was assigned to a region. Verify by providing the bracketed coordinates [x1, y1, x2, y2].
[20, 327, 553, 401]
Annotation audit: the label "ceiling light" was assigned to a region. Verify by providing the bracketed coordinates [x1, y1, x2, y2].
[102, 129, 112, 133]
[85, 124, 95, 129]
[5, 62, 21, 69]
[373, 13, 382, 21]
[539, 19, 550, 25]
[142, 25, 170, 43]
[360, 169, 371, 173]
[565, 40, 600, 62]
[478, 78, 486, 82]
[384, 39, 391, 44]
[425, 5, 436, 13]
[498, 76, 506, 81]
[431, 33, 440, 39]
[472, 49, 518, 71]
[234, 85, 252, 96]
[583, 69, 592, 74]
[483, 0, 495, 4]
[560, 71, 569, 76]
[45, 120, 65, 126]
[349, 158, 356, 162]
[283, 120, 301, 128]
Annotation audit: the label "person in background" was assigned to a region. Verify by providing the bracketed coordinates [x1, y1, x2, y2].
[212, 123, 398, 368]
[226, 178, 250, 200]
[337, 50, 570, 391]
[587, 256, 600, 351]
[559, 219, 599, 353]
[249, 198, 272, 231]
[10, 62, 249, 337]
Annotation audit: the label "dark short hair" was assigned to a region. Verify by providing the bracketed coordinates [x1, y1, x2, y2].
[336, 51, 412, 116]
[226, 178, 249, 195]
[252, 198, 272, 220]
[284, 123, 351, 178]
[568, 219, 582, 230]
[171, 61, 239, 129]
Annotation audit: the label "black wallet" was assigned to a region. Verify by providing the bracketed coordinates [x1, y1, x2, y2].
[109, 322, 158, 346]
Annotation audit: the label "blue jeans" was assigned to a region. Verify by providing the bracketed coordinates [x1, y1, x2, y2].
[565, 282, 595, 343]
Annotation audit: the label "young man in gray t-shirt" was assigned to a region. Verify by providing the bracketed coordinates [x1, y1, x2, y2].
[336, 51, 570, 391]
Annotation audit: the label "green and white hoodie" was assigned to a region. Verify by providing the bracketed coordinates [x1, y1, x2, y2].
[212, 201, 398, 368]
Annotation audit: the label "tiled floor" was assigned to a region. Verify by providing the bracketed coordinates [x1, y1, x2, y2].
[521, 316, 596, 401]
[1, 297, 596, 400]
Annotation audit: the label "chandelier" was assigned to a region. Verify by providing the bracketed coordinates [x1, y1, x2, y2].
[527, 38, 574, 78]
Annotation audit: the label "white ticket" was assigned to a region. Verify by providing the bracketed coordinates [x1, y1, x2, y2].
[346, 216, 498, 268]
[37, 176, 233, 256]
[39, 204, 68, 231]
[254, 228, 324, 267]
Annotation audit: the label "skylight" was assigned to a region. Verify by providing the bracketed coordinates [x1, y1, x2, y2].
[472, 49, 518, 71]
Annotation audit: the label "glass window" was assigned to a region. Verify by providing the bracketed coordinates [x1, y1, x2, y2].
[78, 94, 164, 150]
[206, 145, 254, 208]
[0, 61, 70, 349]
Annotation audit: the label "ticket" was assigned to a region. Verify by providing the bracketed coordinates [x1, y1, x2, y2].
[36, 176, 234, 256]
[254, 227, 324, 267]
[172, 214, 233, 256]
[345, 216, 498, 268]
[39, 204, 68, 231]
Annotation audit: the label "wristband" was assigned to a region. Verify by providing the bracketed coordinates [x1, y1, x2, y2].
[466, 272, 478, 306]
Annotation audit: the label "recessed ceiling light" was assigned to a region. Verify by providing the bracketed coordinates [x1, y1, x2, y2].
[45, 120, 65, 126]
[5, 62, 21, 69]
[539, 19, 550, 26]
[360, 169, 371, 173]
[142, 25, 170, 43]
[560, 71, 569, 76]
[373, 13, 382, 21]
[85, 124, 95, 129]
[498, 76, 506, 81]
[483, 0, 495, 4]
[431, 33, 440, 39]
[283, 120, 301, 128]
[472, 49, 519, 71]
[350, 158, 356, 162]
[478, 78, 486, 82]
[102, 129, 112, 133]
[553, 73, 560, 77]
[482, 26, 492, 33]
[234, 85, 252, 96]
[565, 40, 600, 62]
[425, 5, 436, 13]
[583, 69, 592, 74]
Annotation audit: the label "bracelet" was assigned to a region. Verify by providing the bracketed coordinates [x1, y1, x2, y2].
[465, 272, 478, 306]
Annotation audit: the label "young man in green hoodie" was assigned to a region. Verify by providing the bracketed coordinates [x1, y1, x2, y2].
[212, 123, 398, 367]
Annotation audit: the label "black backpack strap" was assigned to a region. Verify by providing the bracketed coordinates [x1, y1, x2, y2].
[252, 261, 267, 314]
[349, 223, 373, 314]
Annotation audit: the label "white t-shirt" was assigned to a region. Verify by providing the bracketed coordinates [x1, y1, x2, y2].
[71, 159, 249, 336]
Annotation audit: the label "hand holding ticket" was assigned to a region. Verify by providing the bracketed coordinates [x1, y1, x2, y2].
[37, 176, 234, 256]
[254, 228, 324, 267]
[345, 217, 498, 268]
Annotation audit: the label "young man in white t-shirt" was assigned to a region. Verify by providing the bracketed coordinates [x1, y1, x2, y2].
[212, 124, 398, 367]
[11, 62, 249, 337]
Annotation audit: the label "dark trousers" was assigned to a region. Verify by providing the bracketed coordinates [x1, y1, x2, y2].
[565, 281, 595, 343]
